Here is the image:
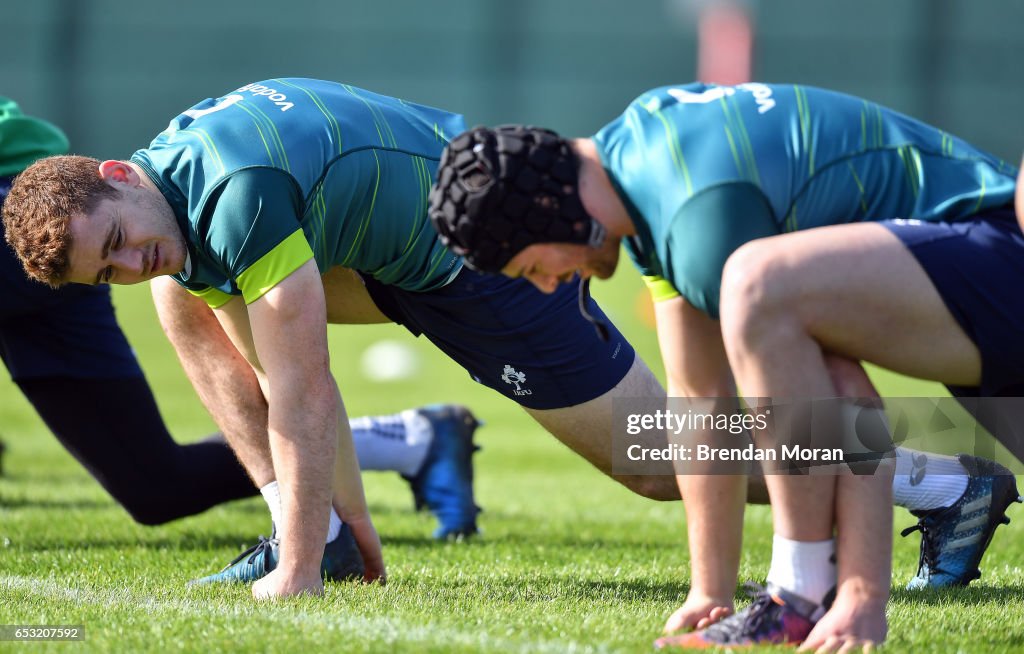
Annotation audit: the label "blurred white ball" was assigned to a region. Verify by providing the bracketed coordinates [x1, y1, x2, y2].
[360, 339, 420, 382]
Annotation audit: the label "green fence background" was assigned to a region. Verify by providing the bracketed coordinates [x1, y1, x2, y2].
[3, 0, 1022, 163]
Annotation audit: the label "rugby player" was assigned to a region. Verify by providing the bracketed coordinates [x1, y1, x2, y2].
[0, 96, 484, 563]
[429, 82, 1022, 650]
[2, 79, 671, 599]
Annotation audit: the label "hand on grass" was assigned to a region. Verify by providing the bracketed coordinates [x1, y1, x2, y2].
[252, 566, 325, 600]
[797, 590, 886, 653]
[663, 592, 734, 633]
[345, 511, 387, 584]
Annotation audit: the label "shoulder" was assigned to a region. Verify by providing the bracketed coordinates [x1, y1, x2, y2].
[196, 168, 307, 274]
[665, 183, 780, 318]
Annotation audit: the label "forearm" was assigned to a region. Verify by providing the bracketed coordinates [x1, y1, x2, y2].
[328, 379, 370, 521]
[673, 391, 746, 602]
[656, 297, 747, 628]
[679, 472, 746, 600]
[269, 378, 337, 574]
[152, 278, 274, 484]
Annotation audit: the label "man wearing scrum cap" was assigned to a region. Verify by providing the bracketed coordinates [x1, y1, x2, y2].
[429, 82, 1021, 650]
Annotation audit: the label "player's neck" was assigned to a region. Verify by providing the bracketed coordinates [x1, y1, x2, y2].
[572, 138, 636, 239]
[126, 161, 161, 195]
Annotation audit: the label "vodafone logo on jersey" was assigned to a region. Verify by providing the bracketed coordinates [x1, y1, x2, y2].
[235, 83, 295, 112]
[665, 83, 776, 115]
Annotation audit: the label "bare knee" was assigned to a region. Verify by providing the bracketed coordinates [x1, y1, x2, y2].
[719, 241, 802, 362]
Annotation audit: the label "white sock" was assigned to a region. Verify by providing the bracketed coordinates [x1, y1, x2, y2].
[766, 534, 836, 606]
[892, 447, 969, 511]
[837, 407, 970, 512]
[260, 481, 283, 533]
[325, 508, 342, 542]
[260, 480, 344, 544]
[349, 409, 434, 476]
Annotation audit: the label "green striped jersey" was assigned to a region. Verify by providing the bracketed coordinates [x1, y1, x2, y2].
[131, 78, 465, 307]
[593, 82, 1019, 317]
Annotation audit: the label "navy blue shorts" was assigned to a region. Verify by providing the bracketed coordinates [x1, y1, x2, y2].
[0, 176, 142, 380]
[362, 267, 636, 410]
[881, 207, 1024, 397]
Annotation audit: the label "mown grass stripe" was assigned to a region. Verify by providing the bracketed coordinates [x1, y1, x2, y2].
[0, 576, 584, 654]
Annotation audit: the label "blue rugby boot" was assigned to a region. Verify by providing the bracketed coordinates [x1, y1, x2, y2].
[902, 454, 1022, 589]
[190, 532, 279, 585]
[404, 405, 482, 539]
[191, 523, 365, 585]
[320, 523, 365, 581]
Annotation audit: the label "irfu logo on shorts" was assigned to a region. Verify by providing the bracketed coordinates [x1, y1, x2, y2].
[501, 364, 532, 396]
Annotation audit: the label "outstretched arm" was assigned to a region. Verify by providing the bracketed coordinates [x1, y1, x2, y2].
[215, 260, 380, 597]
[655, 295, 747, 634]
[151, 277, 275, 486]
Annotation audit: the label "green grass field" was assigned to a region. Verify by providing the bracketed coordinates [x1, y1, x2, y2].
[1, 267, 1023, 652]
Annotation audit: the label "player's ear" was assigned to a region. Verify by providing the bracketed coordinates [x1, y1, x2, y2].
[97, 160, 140, 186]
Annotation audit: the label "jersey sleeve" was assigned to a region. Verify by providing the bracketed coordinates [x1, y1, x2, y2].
[667, 183, 780, 319]
[201, 167, 314, 305]
[186, 285, 234, 309]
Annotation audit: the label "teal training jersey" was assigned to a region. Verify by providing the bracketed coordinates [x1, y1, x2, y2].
[131, 78, 466, 307]
[593, 82, 1020, 318]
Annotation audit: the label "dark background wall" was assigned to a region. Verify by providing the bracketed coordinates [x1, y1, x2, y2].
[3, 0, 1022, 164]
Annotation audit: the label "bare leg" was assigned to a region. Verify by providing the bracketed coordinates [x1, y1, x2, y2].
[525, 355, 677, 500]
[720, 222, 980, 649]
[825, 355, 895, 636]
[723, 224, 980, 385]
[526, 354, 772, 503]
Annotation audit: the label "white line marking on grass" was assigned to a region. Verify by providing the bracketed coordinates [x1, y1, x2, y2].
[0, 575, 612, 654]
